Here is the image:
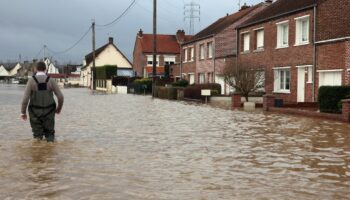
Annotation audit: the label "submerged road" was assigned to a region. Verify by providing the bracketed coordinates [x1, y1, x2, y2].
[0, 85, 350, 199]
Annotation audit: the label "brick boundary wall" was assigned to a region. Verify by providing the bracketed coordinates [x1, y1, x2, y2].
[263, 95, 350, 123]
[231, 93, 241, 108]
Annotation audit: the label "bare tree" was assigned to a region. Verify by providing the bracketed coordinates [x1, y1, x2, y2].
[223, 61, 264, 102]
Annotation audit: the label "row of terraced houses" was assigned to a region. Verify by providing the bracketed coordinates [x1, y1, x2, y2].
[133, 0, 349, 105]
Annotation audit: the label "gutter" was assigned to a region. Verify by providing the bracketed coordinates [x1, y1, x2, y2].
[315, 37, 350, 45]
[238, 4, 317, 29]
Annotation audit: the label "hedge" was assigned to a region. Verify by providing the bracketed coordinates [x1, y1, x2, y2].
[129, 78, 153, 94]
[154, 86, 177, 100]
[172, 79, 189, 87]
[93, 65, 117, 79]
[318, 86, 350, 113]
[184, 83, 221, 100]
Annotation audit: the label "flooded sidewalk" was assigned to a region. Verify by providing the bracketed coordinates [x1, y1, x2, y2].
[0, 85, 350, 200]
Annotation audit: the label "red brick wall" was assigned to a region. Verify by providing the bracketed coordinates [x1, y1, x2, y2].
[181, 43, 197, 81]
[346, 41, 350, 85]
[239, 9, 315, 103]
[316, 0, 350, 41]
[133, 36, 145, 77]
[196, 37, 215, 83]
[316, 42, 346, 70]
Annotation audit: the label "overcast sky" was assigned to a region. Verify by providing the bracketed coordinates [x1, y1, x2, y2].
[0, 0, 262, 65]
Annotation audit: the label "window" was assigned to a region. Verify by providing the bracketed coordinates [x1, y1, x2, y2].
[295, 16, 309, 45]
[208, 42, 213, 58]
[318, 70, 342, 87]
[274, 67, 291, 93]
[147, 55, 159, 66]
[199, 73, 205, 84]
[256, 29, 264, 50]
[190, 47, 194, 61]
[200, 44, 205, 59]
[243, 33, 250, 52]
[277, 21, 289, 48]
[164, 56, 176, 66]
[184, 48, 188, 62]
[307, 66, 313, 83]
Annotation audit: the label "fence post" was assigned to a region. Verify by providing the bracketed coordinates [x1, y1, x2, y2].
[342, 99, 350, 122]
[263, 94, 275, 111]
[232, 93, 241, 108]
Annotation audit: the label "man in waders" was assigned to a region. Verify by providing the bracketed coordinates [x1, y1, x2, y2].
[21, 61, 64, 142]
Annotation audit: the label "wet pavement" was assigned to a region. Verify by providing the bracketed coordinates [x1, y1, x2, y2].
[0, 84, 350, 200]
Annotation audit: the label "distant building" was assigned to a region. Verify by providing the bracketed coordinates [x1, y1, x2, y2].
[81, 37, 133, 90]
[133, 29, 192, 78]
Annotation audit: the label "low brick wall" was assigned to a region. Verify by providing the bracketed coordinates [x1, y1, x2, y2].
[263, 94, 350, 123]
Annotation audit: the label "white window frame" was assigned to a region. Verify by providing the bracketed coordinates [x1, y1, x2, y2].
[256, 29, 264, 50]
[146, 55, 159, 67]
[273, 67, 291, 93]
[190, 47, 195, 61]
[164, 55, 176, 66]
[295, 15, 310, 46]
[200, 44, 205, 59]
[243, 33, 250, 52]
[184, 48, 188, 62]
[207, 42, 213, 58]
[276, 21, 289, 48]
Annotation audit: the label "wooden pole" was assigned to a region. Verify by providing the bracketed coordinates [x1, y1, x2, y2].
[152, 0, 157, 97]
[92, 21, 96, 90]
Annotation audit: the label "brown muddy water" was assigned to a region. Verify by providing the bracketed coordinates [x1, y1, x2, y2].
[0, 84, 350, 200]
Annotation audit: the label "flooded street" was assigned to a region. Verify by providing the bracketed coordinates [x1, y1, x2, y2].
[1, 85, 350, 200]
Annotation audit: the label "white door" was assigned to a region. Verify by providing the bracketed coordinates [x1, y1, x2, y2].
[297, 67, 305, 102]
[189, 74, 195, 85]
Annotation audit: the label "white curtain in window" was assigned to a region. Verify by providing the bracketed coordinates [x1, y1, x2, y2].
[257, 30, 264, 49]
[243, 34, 250, 51]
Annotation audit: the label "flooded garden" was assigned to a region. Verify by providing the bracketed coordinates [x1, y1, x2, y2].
[0, 85, 349, 199]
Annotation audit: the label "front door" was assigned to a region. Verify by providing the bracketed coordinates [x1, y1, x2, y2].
[297, 67, 305, 102]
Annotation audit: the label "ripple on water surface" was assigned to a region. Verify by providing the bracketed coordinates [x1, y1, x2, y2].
[0, 86, 350, 199]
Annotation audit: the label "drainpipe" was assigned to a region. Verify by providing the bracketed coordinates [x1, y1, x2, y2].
[180, 43, 183, 79]
[312, 5, 317, 102]
[213, 37, 216, 83]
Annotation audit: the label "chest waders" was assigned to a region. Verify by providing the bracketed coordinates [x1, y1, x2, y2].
[28, 76, 56, 142]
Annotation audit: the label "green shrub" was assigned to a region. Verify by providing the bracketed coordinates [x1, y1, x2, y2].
[172, 79, 189, 87]
[184, 83, 221, 100]
[156, 87, 177, 100]
[131, 78, 153, 94]
[318, 86, 350, 113]
[93, 65, 117, 79]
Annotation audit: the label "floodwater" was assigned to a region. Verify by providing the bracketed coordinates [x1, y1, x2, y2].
[0, 84, 350, 200]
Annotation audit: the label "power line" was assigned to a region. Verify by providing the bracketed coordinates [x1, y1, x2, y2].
[48, 25, 92, 55]
[33, 46, 44, 59]
[96, 0, 137, 28]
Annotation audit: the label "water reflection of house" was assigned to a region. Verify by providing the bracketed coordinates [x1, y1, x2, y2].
[81, 37, 133, 91]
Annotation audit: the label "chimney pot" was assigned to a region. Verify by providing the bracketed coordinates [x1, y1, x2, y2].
[109, 37, 114, 44]
[138, 29, 143, 37]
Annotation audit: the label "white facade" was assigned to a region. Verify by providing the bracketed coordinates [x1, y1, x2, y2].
[44, 58, 59, 74]
[81, 42, 132, 88]
[0, 65, 9, 76]
[8, 63, 21, 76]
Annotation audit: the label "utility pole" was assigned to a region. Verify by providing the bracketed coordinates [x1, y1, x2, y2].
[43, 45, 47, 60]
[92, 21, 96, 90]
[184, 1, 200, 35]
[152, 0, 157, 97]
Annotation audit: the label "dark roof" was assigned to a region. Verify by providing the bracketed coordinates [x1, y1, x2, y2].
[85, 43, 132, 67]
[240, 0, 316, 28]
[190, 5, 261, 42]
[139, 34, 184, 54]
[1, 63, 18, 70]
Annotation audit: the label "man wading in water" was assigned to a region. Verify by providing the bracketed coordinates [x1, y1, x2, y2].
[21, 61, 64, 142]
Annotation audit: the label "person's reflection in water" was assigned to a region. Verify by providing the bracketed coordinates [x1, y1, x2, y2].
[26, 141, 60, 196]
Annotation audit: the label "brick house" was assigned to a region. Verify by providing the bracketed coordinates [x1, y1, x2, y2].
[315, 0, 350, 91]
[173, 2, 268, 95]
[238, 0, 318, 104]
[133, 29, 191, 78]
[238, 0, 349, 104]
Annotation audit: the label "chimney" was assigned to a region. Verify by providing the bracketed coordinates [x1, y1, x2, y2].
[240, 3, 250, 11]
[138, 29, 143, 38]
[265, 0, 273, 4]
[176, 29, 186, 44]
[109, 37, 114, 44]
